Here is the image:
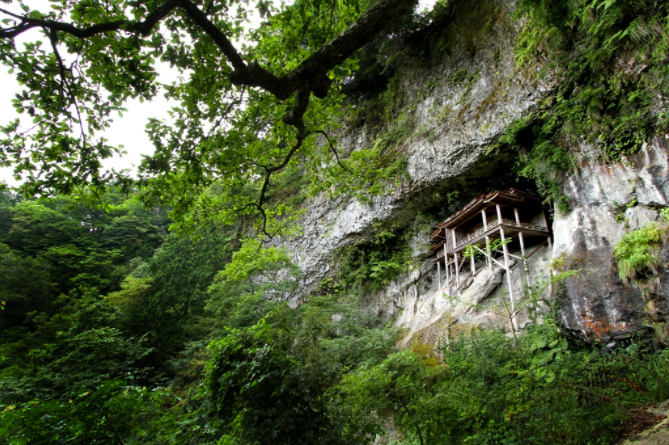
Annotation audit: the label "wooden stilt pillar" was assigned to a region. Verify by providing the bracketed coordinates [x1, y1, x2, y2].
[514, 207, 532, 294]
[497, 204, 518, 330]
[541, 209, 553, 250]
[514, 207, 526, 257]
[451, 230, 460, 293]
[471, 254, 476, 275]
[443, 243, 450, 293]
[454, 253, 460, 294]
[481, 209, 490, 268]
[447, 261, 451, 293]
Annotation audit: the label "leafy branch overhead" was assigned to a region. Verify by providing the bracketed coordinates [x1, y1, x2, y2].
[0, 0, 459, 238]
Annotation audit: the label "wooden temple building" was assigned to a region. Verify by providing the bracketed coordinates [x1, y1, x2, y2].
[430, 188, 552, 322]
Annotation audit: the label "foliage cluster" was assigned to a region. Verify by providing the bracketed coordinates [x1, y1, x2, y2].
[614, 223, 666, 289]
[335, 225, 414, 297]
[494, 0, 669, 211]
[205, 298, 398, 445]
[0, 190, 239, 405]
[2, 199, 669, 444]
[613, 210, 669, 337]
[206, 239, 302, 330]
[341, 321, 669, 445]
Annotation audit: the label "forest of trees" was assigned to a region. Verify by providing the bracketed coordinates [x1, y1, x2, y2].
[1, 190, 668, 444]
[2, 0, 669, 443]
[1, 189, 668, 444]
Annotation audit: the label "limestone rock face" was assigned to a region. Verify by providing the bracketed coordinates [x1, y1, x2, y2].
[554, 137, 669, 341]
[280, 0, 549, 297]
[275, 0, 669, 343]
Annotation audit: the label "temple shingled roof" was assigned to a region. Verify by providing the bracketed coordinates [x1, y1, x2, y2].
[430, 188, 541, 240]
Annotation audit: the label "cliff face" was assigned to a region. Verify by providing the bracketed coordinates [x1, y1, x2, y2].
[555, 137, 669, 341]
[278, 0, 669, 343]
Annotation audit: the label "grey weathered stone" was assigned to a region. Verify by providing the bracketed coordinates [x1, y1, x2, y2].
[274, 0, 669, 343]
[553, 137, 669, 341]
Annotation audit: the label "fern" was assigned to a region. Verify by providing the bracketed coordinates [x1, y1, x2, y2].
[614, 223, 665, 289]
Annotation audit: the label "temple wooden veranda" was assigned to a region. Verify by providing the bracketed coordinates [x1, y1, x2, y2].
[430, 188, 552, 327]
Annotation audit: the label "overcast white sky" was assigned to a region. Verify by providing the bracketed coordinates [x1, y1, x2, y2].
[0, 0, 436, 187]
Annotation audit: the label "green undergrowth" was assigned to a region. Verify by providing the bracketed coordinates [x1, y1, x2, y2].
[3, 230, 669, 444]
[341, 320, 669, 445]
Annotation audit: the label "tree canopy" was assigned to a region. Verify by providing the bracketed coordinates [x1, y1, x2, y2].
[0, 0, 452, 238]
[3, 0, 669, 443]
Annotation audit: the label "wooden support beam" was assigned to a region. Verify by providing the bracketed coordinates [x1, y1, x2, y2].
[482, 209, 490, 268]
[526, 239, 548, 260]
[454, 253, 460, 295]
[498, 204, 518, 331]
[473, 245, 507, 269]
[541, 209, 553, 250]
[444, 242, 450, 293]
[514, 207, 526, 257]
[451, 229, 460, 294]
[493, 250, 524, 261]
[514, 207, 531, 293]
[437, 261, 442, 293]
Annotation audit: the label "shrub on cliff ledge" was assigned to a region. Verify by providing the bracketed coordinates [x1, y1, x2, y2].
[614, 213, 669, 337]
[614, 223, 665, 290]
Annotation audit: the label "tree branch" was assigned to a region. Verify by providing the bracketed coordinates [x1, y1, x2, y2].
[176, 0, 247, 73]
[174, 0, 418, 100]
[314, 129, 352, 173]
[390, 393, 425, 445]
[278, 0, 417, 98]
[254, 90, 310, 240]
[46, 27, 86, 146]
[255, 131, 307, 240]
[47, 28, 67, 107]
[0, 0, 179, 39]
[2, 0, 418, 104]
